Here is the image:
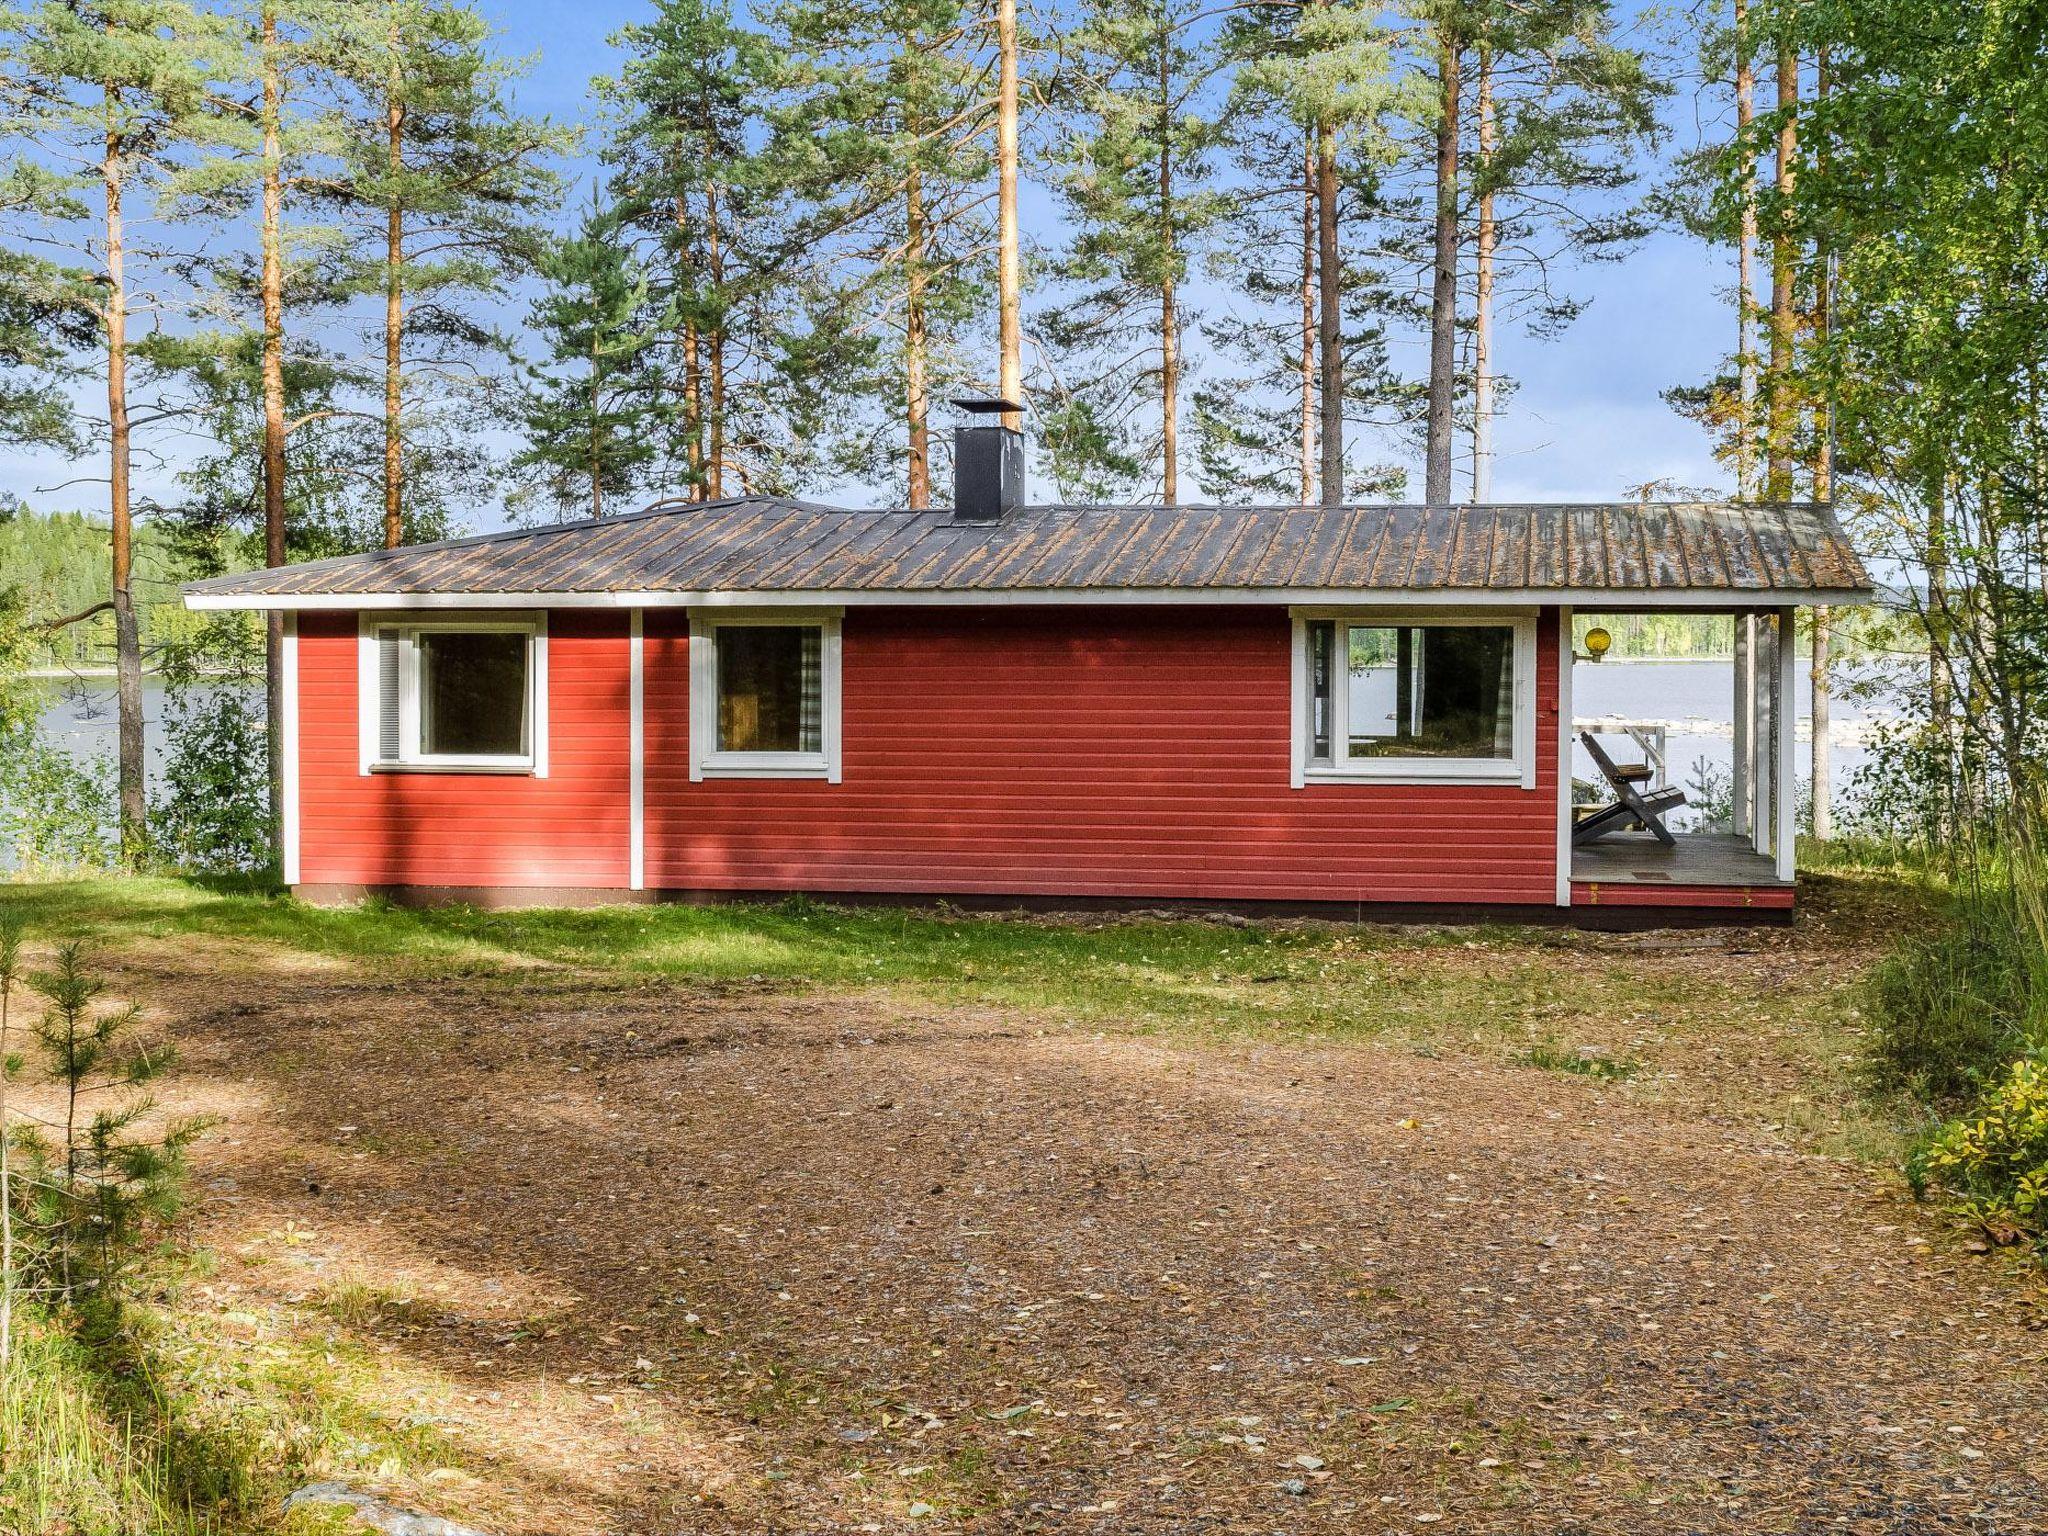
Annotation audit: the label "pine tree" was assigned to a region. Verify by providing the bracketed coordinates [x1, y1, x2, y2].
[1209, 0, 1406, 504]
[1040, 0, 1227, 503]
[0, 0, 237, 859]
[513, 199, 670, 521]
[768, 0, 992, 506]
[603, 0, 867, 501]
[332, 0, 564, 550]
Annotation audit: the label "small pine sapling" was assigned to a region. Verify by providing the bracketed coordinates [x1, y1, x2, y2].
[14, 942, 209, 1316]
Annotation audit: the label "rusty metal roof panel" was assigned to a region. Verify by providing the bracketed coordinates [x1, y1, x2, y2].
[186, 499, 1873, 602]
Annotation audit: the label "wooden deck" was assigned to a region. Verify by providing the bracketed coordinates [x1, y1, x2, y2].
[1570, 831, 1787, 888]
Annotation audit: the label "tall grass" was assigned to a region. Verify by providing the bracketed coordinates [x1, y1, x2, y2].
[1865, 829, 2048, 1102]
[0, 1313, 212, 1536]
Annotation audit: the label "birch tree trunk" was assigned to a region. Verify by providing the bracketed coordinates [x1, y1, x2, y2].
[1765, 41, 1797, 500]
[1734, 0, 1757, 500]
[1425, 33, 1462, 504]
[997, 0, 1022, 429]
[1298, 135, 1315, 505]
[1471, 46, 1495, 502]
[104, 101, 145, 856]
[1315, 119, 1341, 505]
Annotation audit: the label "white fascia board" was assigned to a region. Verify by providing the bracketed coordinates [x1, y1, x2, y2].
[186, 585, 1876, 613]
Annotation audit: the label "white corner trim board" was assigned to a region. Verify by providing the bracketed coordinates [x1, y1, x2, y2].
[629, 609, 645, 891]
[1555, 605, 1573, 906]
[281, 612, 300, 886]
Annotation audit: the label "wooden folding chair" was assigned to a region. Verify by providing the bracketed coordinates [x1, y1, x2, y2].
[1573, 731, 1688, 847]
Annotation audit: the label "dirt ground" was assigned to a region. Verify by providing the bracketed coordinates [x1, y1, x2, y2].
[101, 912, 2048, 1536]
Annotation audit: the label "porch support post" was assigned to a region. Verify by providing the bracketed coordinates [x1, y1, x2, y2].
[1556, 605, 1573, 907]
[1751, 614, 1774, 857]
[1732, 613, 1753, 837]
[1774, 605, 1798, 882]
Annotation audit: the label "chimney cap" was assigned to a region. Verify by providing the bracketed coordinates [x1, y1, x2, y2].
[950, 395, 1023, 416]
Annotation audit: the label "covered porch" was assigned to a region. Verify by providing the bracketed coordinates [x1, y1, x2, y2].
[1561, 607, 1800, 911]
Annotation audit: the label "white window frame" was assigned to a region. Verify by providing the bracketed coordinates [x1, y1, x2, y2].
[1289, 606, 1537, 789]
[689, 608, 843, 783]
[358, 611, 549, 776]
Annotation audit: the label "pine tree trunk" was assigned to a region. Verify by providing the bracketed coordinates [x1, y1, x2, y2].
[1734, 0, 1758, 500]
[997, 0, 1022, 429]
[1157, 30, 1177, 504]
[260, 8, 288, 860]
[1315, 119, 1341, 505]
[1766, 41, 1797, 500]
[383, 18, 405, 550]
[906, 166, 931, 509]
[1299, 136, 1315, 505]
[706, 185, 727, 498]
[1472, 46, 1495, 503]
[1426, 33, 1462, 504]
[675, 187, 705, 500]
[104, 106, 145, 857]
[589, 324, 605, 521]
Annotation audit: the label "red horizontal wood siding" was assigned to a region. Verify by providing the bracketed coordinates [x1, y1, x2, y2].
[641, 606, 1561, 905]
[296, 611, 631, 889]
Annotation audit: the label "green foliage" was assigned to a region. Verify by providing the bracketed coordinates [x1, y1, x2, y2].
[513, 197, 674, 520]
[0, 585, 115, 874]
[0, 510, 226, 672]
[8, 942, 209, 1317]
[1911, 1057, 2048, 1260]
[150, 614, 271, 877]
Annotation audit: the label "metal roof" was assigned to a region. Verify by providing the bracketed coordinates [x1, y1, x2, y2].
[184, 498, 1872, 606]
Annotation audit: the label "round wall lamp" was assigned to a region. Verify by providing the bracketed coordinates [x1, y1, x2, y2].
[1579, 626, 1613, 663]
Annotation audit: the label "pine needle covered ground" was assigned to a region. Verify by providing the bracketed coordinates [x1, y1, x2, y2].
[2, 870, 2044, 1534]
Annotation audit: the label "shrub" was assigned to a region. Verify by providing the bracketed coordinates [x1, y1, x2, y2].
[1911, 1056, 2048, 1257]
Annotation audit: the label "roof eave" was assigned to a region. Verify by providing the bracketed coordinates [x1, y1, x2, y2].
[184, 584, 1876, 613]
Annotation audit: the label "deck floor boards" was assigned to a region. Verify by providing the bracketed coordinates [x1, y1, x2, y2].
[1571, 831, 1787, 888]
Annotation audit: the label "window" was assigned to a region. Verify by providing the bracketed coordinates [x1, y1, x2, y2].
[1294, 610, 1535, 786]
[690, 611, 842, 781]
[359, 616, 546, 774]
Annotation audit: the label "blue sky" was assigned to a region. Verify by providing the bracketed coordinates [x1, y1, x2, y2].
[6, 1, 1738, 527]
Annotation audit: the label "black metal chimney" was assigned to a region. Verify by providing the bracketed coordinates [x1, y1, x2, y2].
[950, 396, 1024, 522]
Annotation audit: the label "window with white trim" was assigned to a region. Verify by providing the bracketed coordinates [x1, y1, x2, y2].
[1294, 610, 1536, 786]
[360, 616, 547, 774]
[690, 611, 842, 781]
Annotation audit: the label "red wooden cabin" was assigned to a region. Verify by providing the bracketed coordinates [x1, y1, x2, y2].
[185, 421, 1869, 923]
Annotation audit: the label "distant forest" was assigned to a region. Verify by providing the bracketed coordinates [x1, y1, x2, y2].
[0, 508, 247, 671]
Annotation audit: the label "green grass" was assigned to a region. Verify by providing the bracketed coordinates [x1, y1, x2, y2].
[0, 874, 1602, 1040]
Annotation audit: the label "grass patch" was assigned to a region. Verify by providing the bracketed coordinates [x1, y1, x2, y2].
[1521, 1041, 1639, 1081]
